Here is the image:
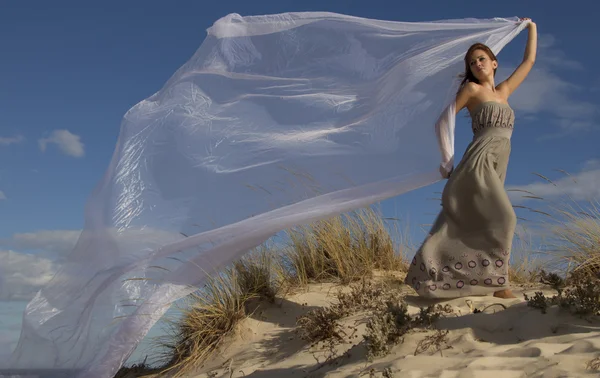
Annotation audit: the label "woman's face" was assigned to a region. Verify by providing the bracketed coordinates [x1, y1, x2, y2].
[469, 49, 497, 81]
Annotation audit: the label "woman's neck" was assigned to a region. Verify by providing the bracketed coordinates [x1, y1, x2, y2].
[479, 78, 496, 92]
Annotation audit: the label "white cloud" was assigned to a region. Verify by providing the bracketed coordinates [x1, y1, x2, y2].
[0, 226, 193, 302]
[0, 228, 185, 260]
[38, 129, 85, 158]
[508, 160, 600, 204]
[582, 159, 600, 170]
[0, 230, 81, 257]
[498, 34, 598, 138]
[0, 226, 184, 302]
[0, 135, 24, 146]
[0, 191, 6, 200]
[535, 34, 584, 71]
[0, 226, 184, 301]
[0, 250, 57, 301]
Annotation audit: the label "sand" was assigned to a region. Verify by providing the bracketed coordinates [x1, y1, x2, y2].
[188, 277, 600, 378]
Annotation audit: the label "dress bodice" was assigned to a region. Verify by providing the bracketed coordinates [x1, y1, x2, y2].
[470, 101, 515, 135]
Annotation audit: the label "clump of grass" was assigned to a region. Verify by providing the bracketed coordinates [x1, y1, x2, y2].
[512, 171, 600, 316]
[509, 225, 544, 285]
[509, 264, 542, 286]
[515, 173, 600, 278]
[113, 357, 159, 378]
[233, 246, 283, 303]
[283, 208, 407, 286]
[549, 200, 600, 278]
[153, 270, 249, 377]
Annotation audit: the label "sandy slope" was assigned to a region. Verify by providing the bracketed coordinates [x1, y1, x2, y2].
[189, 278, 600, 378]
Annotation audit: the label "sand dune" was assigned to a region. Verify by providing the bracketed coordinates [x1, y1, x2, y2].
[188, 279, 600, 378]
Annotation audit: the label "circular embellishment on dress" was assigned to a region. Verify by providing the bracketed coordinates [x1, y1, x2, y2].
[429, 284, 437, 291]
[495, 259, 504, 268]
[468, 261, 477, 268]
[429, 268, 437, 277]
[412, 256, 417, 265]
[470, 279, 478, 285]
[456, 280, 464, 289]
[498, 277, 506, 285]
[482, 259, 490, 267]
[484, 278, 492, 285]
[455, 262, 463, 270]
[420, 263, 426, 271]
[442, 266, 450, 272]
[442, 283, 451, 290]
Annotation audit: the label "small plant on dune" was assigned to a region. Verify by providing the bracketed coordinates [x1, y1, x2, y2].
[296, 306, 347, 344]
[524, 291, 549, 314]
[295, 279, 395, 345]
[540, 270, 566, 294]
[559, 272, 600, 316]
[413, 304, 454, 327]
[523, 270, 566, 314]
[334, 279, 395, 314]
[364, 300, 412, 361]
[414, 329, 451, 356]
[587, 356, 600, 371]
[364, 302, 454, 361]
[295, 279, 410, 359]
[525, 270, 600, 317]
[294, 278, 455, 361]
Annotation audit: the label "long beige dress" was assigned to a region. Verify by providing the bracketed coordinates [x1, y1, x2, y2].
[405, 101, 517, 298]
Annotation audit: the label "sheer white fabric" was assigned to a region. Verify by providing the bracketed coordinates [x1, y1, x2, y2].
[2, 12, 529, 377]
[436, 102, 457, 177]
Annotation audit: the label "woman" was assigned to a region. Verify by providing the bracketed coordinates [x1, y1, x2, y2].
[405, 18, 537, 299]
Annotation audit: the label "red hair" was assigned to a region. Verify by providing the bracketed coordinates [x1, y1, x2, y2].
[457, 43, 498, 92]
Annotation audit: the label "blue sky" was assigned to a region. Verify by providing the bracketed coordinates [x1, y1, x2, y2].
[0, 0, 599, 357]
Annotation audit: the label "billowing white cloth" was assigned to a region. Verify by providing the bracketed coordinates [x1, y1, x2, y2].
[3, 12, 529, 377]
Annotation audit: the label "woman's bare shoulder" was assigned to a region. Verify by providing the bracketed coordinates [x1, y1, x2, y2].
[455, 82, 480, 113]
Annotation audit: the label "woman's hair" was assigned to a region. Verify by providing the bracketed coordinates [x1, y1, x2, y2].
[457, 43, 498, 91]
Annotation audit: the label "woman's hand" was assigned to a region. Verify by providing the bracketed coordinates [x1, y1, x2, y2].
[519, 17, 536, 28]
[439, 164, 453, 179]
